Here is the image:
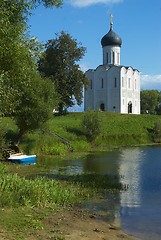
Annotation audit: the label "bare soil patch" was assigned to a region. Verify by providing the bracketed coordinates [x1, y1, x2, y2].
[32, 206, 139, 240]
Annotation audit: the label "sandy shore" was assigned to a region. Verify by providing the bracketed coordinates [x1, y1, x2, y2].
[36, 206, 140, 240]
[0, 206, 140, 240]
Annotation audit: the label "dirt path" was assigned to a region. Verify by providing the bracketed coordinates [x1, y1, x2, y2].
[0, 207, 140, 240]
[37, 207, 139, 240]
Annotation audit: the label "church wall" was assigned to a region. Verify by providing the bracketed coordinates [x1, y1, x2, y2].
[92, 66, 107, 110]
[106, 67, 121, 113]
[84, 70, 94, 111]
[120, 67, 140, 114]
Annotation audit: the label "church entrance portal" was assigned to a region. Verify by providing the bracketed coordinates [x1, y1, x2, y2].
[100, 103, 105, 111]
[128, 102, 132, 113]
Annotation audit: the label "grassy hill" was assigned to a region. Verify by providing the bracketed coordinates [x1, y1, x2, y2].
[1, 112, 161, 156]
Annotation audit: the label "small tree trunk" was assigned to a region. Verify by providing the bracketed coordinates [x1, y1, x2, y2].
[58, 102, 64, 115]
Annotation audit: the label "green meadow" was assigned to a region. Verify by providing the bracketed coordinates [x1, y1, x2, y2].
[2, 112, 159, 156]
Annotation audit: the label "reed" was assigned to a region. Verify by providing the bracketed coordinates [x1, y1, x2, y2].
[0, 163, 91, 208]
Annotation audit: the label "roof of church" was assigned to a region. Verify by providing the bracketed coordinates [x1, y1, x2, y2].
[101, 28, 122, 47]
[86, 65, 139, 73]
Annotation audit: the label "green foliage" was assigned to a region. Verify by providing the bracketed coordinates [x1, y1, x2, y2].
[0, 207, 44, 240]
[0, 162, 88, 208]
[72, 140, 90, 152]
[140, 90, 161, 114]
[42, 142, 68, 155]
[81, 110, 101, 142]
[0, 0, 61, 139]
[152, 119, 161, 143]
[38, 31, 88, 113]
[1, 113, 161, 156]
[14, 75, 59, 139]
[30, 0, 63, 8]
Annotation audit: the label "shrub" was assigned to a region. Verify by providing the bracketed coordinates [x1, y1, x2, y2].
[153, 119, 161, 143]
[81, 110, 101, 142]
[72, 140, 90, 152]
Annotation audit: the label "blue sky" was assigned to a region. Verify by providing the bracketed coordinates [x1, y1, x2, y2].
[28, 0, 161, 110]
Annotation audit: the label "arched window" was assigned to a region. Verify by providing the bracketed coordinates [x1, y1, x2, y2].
[128, 101, 132, 113]
[100, 103, 105, 111]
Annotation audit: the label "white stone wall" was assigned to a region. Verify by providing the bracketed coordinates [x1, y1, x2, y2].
[84, 66, 140, 114]
[103, 46, 120, 65]
[120, 67, 140, 114]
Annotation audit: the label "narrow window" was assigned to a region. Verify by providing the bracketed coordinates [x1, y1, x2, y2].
[128, 78, 130, 88]
[114, 77, 117, 88]
[113, 51, 115, 64]
[117, 52, 119, 64]
[102, 78, 104, 88]
[122, 77, 124, 88]
[135, 79, 137, 89]
[90, 80, 92, 89]
[123, 99, 125, 105]
[107, 53, 108, 64]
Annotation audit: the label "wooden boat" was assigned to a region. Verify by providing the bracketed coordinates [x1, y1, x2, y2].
[8, 154, 36, 165]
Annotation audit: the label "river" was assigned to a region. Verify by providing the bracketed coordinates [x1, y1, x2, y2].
[39, 146, 161, 240]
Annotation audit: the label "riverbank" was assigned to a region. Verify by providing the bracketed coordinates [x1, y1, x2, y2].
[34, 206, 138, 240]
[0, 206, 138, 240]
[0, 155, 139, 240]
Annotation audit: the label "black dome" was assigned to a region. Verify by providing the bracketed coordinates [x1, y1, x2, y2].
[101, 29, 122, 47]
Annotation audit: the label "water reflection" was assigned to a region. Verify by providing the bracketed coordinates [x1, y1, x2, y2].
[119, 146, 161, 240]
[38, 146, 161, 240]
[119, 148, 143, 208]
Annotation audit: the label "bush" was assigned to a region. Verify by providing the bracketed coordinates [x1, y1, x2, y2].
[153, 119, 161, 143]
[81, 110, 101, 142]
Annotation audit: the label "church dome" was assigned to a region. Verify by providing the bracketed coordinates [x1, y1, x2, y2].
[101, 28, 122, 47]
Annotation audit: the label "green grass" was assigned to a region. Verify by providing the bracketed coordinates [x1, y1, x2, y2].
[0, 160, 124, 239]
[0, 163, 92, 209]
[1, 112, 161, 156]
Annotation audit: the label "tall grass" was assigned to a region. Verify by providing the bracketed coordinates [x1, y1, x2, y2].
[0, 163, 90, 208]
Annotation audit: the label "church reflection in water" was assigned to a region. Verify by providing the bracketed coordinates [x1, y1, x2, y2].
[43, 147, 161, 240]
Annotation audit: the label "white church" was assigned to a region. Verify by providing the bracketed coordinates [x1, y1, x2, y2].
[84, 15, 140, 114]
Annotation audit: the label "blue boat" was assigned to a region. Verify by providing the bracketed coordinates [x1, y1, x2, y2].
[8, 154, 36, 165]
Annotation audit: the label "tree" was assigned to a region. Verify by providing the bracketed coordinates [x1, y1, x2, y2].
[38, 31, 88, 113]
[0, 0, 62, 140]
[15, 76, 59, 140]
[81, 110, 101, 142]
[140, 90, 160, 114]
[152, 119, 161, 143]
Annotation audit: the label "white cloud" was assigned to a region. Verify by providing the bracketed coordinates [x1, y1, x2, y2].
[66, 0, 123, 8]
[79, 62, 89, 72]
[140, 74, 161, 90]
